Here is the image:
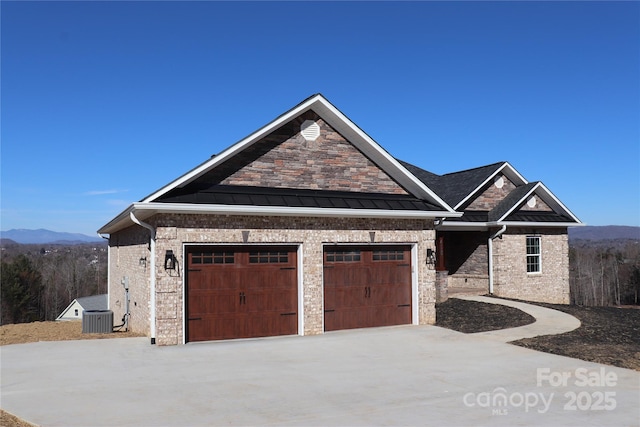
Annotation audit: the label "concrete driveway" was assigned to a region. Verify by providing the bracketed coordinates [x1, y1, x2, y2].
[1, 325, 639, 427]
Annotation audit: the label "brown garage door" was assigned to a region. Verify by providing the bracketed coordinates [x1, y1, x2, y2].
[323, 245, 412, 331]
[186, 246, 297, 342]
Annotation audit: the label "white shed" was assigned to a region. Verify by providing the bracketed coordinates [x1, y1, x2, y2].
[56, 294, 108, 321]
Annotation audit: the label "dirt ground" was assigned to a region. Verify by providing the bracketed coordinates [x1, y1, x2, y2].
[1, 300, 639, 426]
[0, 320, 143, 346]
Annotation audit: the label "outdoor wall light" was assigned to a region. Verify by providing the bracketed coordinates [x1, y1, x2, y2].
[164, 250, 177, 270]
[139, 257, 147, 267]
[426, 248, 436, 264]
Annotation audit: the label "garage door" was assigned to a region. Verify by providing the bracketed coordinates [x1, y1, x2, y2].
[323, 245, 412, 331]
[186, 246, 297, 342]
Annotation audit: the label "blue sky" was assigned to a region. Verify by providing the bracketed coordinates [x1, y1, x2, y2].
[2, 1, 639, 236]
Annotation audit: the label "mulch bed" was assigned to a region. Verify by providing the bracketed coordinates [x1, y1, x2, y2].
[436, 298, 535, 333]
[436, 298, 640, 371]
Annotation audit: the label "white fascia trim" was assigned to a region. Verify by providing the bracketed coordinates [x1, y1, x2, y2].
[438, 220, 581, 231]
[454, 162, 528, 210]
[498, 221, 585, 227]
[496, 182, 583, 224]
[312, 99, 456, 213]
[98, 204, 136, 235]
[496, 183, 540, 222]
[138, 202, 458, 219]
[436, 222, 490, 231]
[99, 202, 462, 234]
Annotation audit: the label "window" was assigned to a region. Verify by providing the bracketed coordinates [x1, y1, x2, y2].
[526, 237, 541, 273]
[249, 251, 289, 264]
[373, 249, 404, 261]
[326, 250, 361, 262]
[74, 309, 79, 317]
[192, 251, 234, 264]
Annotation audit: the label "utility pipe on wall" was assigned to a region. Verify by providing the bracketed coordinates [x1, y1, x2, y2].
[130, 211, 157, 345]
[488, 225, 507, 295]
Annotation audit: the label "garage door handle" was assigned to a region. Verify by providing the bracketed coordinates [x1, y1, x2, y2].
[280, 312, 296, 316]
[397, 304, 410, 307]
[365, 286, 371, 298]
[188, 317, 202, 321]
[239, 292, 246, 304]
[324, 309, 335, 313]
[280, 267, 295, 270]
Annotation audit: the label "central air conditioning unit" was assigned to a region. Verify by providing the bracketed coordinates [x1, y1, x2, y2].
[82, 310, 114, 334]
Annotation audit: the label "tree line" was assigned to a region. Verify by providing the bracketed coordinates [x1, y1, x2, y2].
[569, 240, 640, 306]
[1, 242, 107, 325]
[1, 238, 639, 325]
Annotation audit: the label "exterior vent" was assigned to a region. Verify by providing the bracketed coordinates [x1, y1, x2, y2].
[82, 310, 114, 334]
[301, 120, 320, 141]
[527, 196, 537, 208]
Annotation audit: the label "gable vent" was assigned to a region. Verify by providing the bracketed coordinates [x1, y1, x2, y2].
[301, 120, 320, 141]
[527, 196, 537, 208]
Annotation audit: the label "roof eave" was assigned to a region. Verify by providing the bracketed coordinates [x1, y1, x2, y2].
[497, 221, 583, 228]
[98, 202, 462, 235]
[437, 219, 582, 231]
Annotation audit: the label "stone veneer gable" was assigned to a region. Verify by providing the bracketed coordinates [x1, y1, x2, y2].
[220, 114, 408, 195]
[466, 174, 517, 211]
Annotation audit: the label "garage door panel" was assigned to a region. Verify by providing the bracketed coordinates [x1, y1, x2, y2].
[186, 246, 297, 342]
[324, 246, 411, 332]
[247, 289, 296, 312]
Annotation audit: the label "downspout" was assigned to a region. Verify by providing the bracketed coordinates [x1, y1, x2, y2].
[130, 211, 157, 345]
[488, 225, 507, 295]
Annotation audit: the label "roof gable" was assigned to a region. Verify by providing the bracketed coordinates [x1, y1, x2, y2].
[143, 94, 453, 211]
[494, 182, 582, 224]
[159, 110, 409, 199]
[402, 159, 582, 227]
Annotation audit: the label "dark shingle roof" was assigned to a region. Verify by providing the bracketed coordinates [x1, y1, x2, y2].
[489, 182, 537, 221]
[398, 159, 505, 207]
[158, 185, 445, 212]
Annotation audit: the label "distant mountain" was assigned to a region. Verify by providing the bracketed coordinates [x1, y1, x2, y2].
[0, 229, 103, 244]
[569, 225, 640, 241]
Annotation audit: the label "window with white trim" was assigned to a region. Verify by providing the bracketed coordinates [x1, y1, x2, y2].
[526, 236, 541, 273]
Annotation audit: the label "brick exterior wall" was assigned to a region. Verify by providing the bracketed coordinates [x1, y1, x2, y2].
[492, 228, 570, 304]
[107, 225, 152, 337]
[109, 214, 437, 345]
[220, 115, 408, 195]
[441, 231, 489, 291]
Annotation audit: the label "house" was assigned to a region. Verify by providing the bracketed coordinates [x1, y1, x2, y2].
[98, 94, 582, 345]
[56, 294, 108, 321]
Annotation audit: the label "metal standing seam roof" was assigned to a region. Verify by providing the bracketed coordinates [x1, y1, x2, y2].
[156, 185, 446, 212]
